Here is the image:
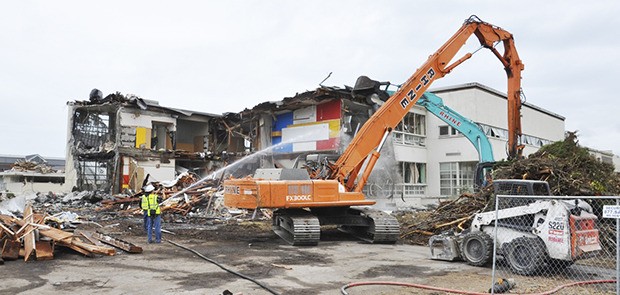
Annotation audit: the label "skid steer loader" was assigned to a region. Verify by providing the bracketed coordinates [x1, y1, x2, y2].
[429, 180, 601, 275]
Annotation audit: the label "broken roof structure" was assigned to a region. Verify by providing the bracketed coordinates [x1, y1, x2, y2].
[64, 91, 248, 194]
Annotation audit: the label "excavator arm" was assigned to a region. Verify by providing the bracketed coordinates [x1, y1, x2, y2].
[417, 92, 495, 163]
[417, 92, 496, 189]
[332, 15, 524, 191]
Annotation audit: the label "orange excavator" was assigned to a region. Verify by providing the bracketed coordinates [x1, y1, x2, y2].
[224, 15, 525, 245]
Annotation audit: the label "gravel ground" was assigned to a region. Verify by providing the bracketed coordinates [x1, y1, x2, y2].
[1, 216, 617, 295]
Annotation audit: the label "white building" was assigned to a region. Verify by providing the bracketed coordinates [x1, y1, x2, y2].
[0, 154, 67, 195]
[391, 83, 565, 207]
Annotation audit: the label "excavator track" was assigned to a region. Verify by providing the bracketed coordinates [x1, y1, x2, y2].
[272, 210, 320, 246]
[339, 208, 400, 243]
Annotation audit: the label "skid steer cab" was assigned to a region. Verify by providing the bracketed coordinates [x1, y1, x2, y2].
[429, 180, 601, 276]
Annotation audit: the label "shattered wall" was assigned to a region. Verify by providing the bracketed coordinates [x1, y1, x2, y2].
[65, 92, 235, 194]
[65, 104, 118, 192]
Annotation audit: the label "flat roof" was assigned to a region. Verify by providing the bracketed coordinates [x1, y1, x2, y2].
[429, 82, 565, 121]
[0, 171, 65, 177]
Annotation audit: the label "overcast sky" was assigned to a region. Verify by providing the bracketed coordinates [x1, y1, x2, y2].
[1, 1, 618, 158]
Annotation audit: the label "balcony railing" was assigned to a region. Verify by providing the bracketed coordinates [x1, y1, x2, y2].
[395, 183, 426, 197]
[392, 131, 426, 147]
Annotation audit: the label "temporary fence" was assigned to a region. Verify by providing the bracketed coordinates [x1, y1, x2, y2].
[484, 194, 619, 294]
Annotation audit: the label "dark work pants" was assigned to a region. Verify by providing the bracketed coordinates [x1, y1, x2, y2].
[146, 214, 162, 243]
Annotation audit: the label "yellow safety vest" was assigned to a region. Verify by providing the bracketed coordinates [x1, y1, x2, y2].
[141, 193, 161, 216]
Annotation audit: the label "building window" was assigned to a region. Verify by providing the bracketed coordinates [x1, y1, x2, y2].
[397, 162, 426, 196]
[401, 162, 426, 184]
[439, 125, 459, 137]
[72, 110, 112, 149]
[478, 123, 552, 148]
[440, 161, 476, 196]
[396, 113, 426, 135]
[77, 159, 113, 191]
[393, 113, 426, 147]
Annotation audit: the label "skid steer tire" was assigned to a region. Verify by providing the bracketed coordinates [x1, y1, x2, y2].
[460, 232, 493, 266]
[504, 237, 548, 276]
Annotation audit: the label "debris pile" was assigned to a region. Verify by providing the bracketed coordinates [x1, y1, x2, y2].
[0, 203, 142, 264]
[493, 132, 620, 196]
[98, 173, 252, 221]
[398, 193, 488, 245]
[10, 159, 56, 174]
[399, 132, 620, 246]
[0, 172, 261, 225]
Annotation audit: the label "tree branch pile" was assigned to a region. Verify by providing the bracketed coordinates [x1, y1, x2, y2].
[493, 132, 620, 196]
[398, 193, 488, 245]
[398, 132, 620, 246]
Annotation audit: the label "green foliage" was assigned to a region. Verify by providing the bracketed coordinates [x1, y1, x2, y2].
[494, 132, 620, 196]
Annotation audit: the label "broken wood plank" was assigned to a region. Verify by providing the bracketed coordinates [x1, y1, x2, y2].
[1, 239, 20, 260]
[72, 238, 116, 256]
[160, 229, 176, 235]
[101, 196, 140, 205]
[15, 220, 73, 243]
[92, 231, 142, 253]
[0, 222, 15, 236]
[0, 214, 15, 224]
[56, 241, 94, 257]
[17, 226, 37, 241]
[13, 215, 33, 237]
[35, 241, 54, 260]
[29, 223, 52, 230]
[75, 230, 105, 247]
[23, 203, 36, 262]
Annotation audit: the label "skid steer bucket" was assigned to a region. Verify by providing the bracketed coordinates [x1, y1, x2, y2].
[429, 234, 460, 261]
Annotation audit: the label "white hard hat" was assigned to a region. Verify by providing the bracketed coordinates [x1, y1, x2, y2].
[144, 184, 154, 193]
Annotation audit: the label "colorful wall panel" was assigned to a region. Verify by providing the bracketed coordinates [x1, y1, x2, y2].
[272, 99, 341, 153]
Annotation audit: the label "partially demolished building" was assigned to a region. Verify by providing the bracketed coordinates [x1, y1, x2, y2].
[64, 80, 569, 208]
[64, 91, 247, 194]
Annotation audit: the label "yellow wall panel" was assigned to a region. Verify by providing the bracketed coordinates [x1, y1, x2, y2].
[135, 127, 152, 149]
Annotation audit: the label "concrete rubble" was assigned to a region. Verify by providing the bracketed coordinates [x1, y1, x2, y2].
[0, 170, 266, 266]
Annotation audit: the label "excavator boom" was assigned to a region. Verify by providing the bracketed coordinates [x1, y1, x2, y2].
[333, 15, 524, 191]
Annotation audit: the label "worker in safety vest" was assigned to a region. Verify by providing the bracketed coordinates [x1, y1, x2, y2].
[140, 185, 151, 232]
[141, 184, 162, 243]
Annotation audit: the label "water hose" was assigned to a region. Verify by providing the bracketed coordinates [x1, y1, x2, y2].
[340, 279, 616, 295]
[167, 239, 281, 295]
